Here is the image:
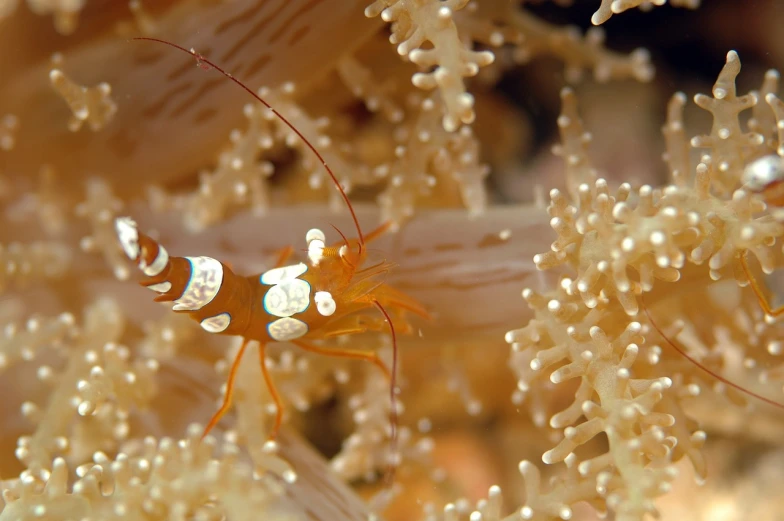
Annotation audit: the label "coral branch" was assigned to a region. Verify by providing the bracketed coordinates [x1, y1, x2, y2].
[591, 0, 701, 26]
[507, 54, 784, 520]
[691, 51, 764, 194]
[48, 67, 117, 133]
[459, 3, 653, 83]
[366, 0, 495, 131]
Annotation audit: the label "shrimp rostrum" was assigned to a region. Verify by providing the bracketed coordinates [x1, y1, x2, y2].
[114, 38, 429, 445]
[115, 216, 427, 440]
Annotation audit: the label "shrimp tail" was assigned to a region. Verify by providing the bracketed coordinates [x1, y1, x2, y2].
[115, 216, 185, 301]
[114, 217, 228, 317]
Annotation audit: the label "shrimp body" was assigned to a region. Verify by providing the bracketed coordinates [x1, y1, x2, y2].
[115, 218, 424, 345]
[115, 216, 427, 445]
[116, 216, 256, 337]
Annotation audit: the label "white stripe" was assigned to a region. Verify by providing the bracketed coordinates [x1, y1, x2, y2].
[173, 257, 224, 311]
[141, 245, 169, 277]
[260, 262, 307, 285]
[115, 217, 139, 260]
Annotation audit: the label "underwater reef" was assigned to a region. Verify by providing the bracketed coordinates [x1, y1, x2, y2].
[2, 1, 784, 520]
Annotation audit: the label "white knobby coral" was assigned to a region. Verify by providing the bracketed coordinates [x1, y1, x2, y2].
[366, 0, 494, 131]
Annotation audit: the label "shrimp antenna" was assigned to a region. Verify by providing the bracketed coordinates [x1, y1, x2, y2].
[329, 223, 351, 251]
[132, 37, 365, 245]
[641, 295, 784, 411]
[373, 299, 399, 485]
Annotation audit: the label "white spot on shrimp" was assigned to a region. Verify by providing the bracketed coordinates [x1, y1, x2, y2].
[200, 312, 231, 333]
[173, 257, 224, 311]
[267, 317, 308, 341]
[314, 291, 336, 316]
[146, 281, 172, 293]
[260, 262, 307, 286]
[115, 217, 139, 260]
[264, 279, 311, 317]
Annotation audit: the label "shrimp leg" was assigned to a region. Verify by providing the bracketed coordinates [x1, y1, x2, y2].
[740, 251, 784, 317]
[202, 337, 251, 439]
[292, 339, 391, 379]
[274, 245, 295, 268]
[258, 341, 284, 440]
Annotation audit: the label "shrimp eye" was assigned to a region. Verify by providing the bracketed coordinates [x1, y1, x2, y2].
[314, 291, 336, 316]
[306, 228, 326, 265]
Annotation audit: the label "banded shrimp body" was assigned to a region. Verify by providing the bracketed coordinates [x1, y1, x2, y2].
[113, 39, 430, 472]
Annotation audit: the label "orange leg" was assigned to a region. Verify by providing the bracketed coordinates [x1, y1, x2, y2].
[740, 250, 784, 317]
[292, 339, 391, 380]
[321, 327, 367, 338]
[365, 221, 393, 243]
[202, 337, 250, 439]
[258, 341, 284, 440]
[274, 245, 295, 268]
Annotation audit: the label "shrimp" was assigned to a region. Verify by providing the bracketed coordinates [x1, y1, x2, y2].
[739, 153, 784, 318]
[635, 154, 784, 411]
[114, 38, 430, 467]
